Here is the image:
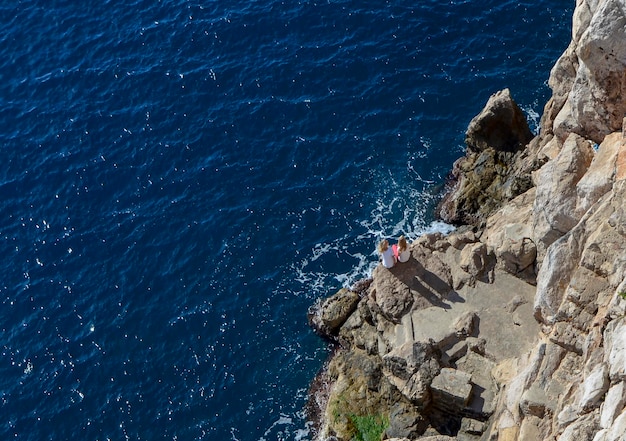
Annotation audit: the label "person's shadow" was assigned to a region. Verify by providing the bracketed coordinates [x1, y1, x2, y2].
[389, 257, 464, 309]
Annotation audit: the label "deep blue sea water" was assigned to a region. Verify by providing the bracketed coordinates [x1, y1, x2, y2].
[1, 1, 572, 439]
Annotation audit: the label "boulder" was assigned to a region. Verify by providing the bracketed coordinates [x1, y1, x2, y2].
[385, 402, 427, 440]
[456, 351, 498, 417]
[308, 288, 360, 338]
[452, 311, 478, 339]
[430, 368, 473, 414]
[603, 410, 626, 441]
[555, 413, 599, 441]
[520, 384, 552, 418]
[437, 90, 535, 226]
[534, 227, 582, 325]
[371, 265, 414, 323]
[465, 88, 533, 154]
[383, 341, 442, 409]
[339, 300, 379, 355]
[459, 417, 486, 437]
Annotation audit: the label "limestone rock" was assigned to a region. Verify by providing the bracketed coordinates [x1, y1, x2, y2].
[604, 317, 626, 382]
[602, 409, 626, 441]
[532, 133, 594, 255]
[520, 384, 552, 418]
[459, 417, 486, 436]
[371, 265, 414, 323]
[430, 368, 472, 414]
[437, 90, 535, 226]
[534, 233, 580, 324]
[308, 288, 361, 338]
[339, 300, 379, 355]
[551, 0, 626, 144]
[456, 351, 498, 417]
[600, 381, 626, 429]
[384, 402, 427, 440]
[452, 311, 478, 339]
[576, 132, 622, 216]
[465, 88, 533, 154]
[382, 341, 441, 409]
[579, 363, 610, 411]
[448, 229, 477, 250]
[555, 413, 599, 441]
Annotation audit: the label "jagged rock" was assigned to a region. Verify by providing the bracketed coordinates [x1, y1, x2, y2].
[384, 402, 427, 440]
[430, 368, 472, 414]
[371, 265, 414, 323]
[459, 243, 488, 278]
[551, 0, 626, 144]
[453, 242, 493, 289]
[520, 384, 552, 418]
[321, 348, 404, 441]
[576, 132, 622, 215]
[532, 133, 595, 255]
[456, 351, 498, 417]
[600, 381, 626, 429]
[459, 417, 486, 436]
[579, 363, 610, 411]
[605, 409, 626, 441]
[534, 233, 580, 324]
[448, 229, 477, 250]
[549, 322, 585, 355]
[437, 90, 534, 226]
[452, 311, 478, 339]
[604, 317, 626, 382]
[465, 88, 533, 154]
[556, 413, 599, 441]
[482, 188, 538, 281]
[308, 288, 361, 338]
[339, 300, 379, 355]
[382, 341, 441, 409]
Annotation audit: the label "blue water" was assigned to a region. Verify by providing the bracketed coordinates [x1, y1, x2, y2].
[0, 1, 572, 439]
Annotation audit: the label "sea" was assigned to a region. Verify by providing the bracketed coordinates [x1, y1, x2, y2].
[0, 1, 573, 440]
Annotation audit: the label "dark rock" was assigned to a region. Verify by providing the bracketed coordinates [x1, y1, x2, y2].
[385, 402, 428, 440]
[465, 88, 533, 154]
[308, 288, 361, 339]
[437, 89, 536, 227]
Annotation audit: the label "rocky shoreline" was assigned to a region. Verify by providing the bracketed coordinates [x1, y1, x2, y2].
[306, 1, 626, 440]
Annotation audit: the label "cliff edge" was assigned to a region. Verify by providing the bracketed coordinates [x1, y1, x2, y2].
[308, 1, 626, 440]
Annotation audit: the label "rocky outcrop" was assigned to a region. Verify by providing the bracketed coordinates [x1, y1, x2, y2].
[437, 89, 535, 227]
[308, 0, 626, 440]
[549, 0, 626, 144]
[308, 232, 540, 440]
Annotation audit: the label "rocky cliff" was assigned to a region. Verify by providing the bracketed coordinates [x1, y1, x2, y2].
[307, 1, 626, 440]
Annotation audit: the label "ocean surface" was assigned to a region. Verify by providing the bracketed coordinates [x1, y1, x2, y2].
[0, 1, 573, 439]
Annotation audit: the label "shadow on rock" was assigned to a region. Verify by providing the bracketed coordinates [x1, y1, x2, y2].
[389, 257, 463, 310]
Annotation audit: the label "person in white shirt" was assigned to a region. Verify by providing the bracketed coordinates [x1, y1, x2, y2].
[378, 239, 395, 268]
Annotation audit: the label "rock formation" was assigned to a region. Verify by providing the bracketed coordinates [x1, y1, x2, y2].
[308, 0, 626, 440]
[437, 89, 535, 227]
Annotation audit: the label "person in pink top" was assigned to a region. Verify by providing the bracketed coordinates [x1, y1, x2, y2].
[392, 235, 410, 263]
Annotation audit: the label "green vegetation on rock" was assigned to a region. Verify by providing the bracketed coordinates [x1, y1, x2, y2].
[348, 414, 389, 441]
